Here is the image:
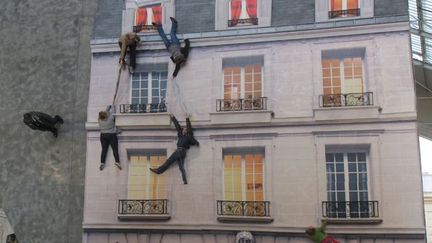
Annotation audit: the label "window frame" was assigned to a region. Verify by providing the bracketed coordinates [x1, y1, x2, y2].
[315, 0, 373, 22]
[130, 70, 168, 105]
[134, 3, 163, 33]
[222, 64, 264, 100]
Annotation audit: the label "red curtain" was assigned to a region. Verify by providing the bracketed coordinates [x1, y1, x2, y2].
[331, 0, 342, 11]
[152, 5, 162, 25]
[136, 7, 147, 26]
[230, 0, 242, 26]
[246, 0, 257, 24]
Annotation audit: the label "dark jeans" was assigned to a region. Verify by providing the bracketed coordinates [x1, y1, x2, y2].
[156, 21, 179, 49]
[100, 133, 120, 164]
[118, 42, 137, 69]
[155, 148, 187, 184]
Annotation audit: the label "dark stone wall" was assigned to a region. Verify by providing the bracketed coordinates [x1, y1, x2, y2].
[175, 0, 215, 34]
[0, 0, 97, 242]
[272, 0, 315, 26]
[375, 0, 409, 17]
[93, 0, 123, 39]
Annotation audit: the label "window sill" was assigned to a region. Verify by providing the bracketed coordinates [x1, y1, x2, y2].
[118, 214, 171, 221]
[217, 216, 273, 223]
[210, 110, 273, 125]
[313, 106, 380, 121]
[323, 218, 383, 224]
[115, 113, 171, 128]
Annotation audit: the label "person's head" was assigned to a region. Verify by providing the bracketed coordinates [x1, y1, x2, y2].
[305, 227, 316, 236]
[99, 111, 108, 120]
[23, 113, 32, 123]
[182, 127, 187, 135]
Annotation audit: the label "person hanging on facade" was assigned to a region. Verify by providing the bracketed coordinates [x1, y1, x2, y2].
[23, 112, 64, 137]
[118, 32, 141, 73]
[153, 17, 190, 77]
[98, 105, 122, 171]
[305, 220, 339, 243]
[149, 114, 199, 184]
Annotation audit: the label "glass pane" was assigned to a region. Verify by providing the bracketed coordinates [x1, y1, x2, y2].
[336, 163, 344, 172]
[132, 81, 139, 88]
[357, 152, 366, 162]
[347, 153, 356, 162]
[349, 174, 357, 190]
[358, 163, 367, 172]
[132, 98, 139, 104]
[326, 153, 334, 162]
[335, 153, 344, 162]
[337, 192, 345, 201]
[349, 192, 358, 201]
[326, 164, 335, 173]
[132, 90, 139, 97]
[359, 192, 368, 201]
[348, 163, 357, 172]
[359, 173, 368, 190]
[152, 79, 159, 88]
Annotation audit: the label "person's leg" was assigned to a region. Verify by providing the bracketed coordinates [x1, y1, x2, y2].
[155, 24, 171, 49]
[54, 115, 64, 124]
[128, 44, 137, 70]
[169, 18, 180, 45]
[108, 133, 120, 163]
[178, 157, 187, 184]
[151, 150, 179, 174]
[100, 134, 110, 164]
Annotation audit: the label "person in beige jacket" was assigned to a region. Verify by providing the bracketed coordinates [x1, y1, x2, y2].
[118, 32, 141, 72]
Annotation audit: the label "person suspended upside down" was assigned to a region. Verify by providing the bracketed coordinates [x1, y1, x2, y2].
[153, 17, 190, 77]
[118, 32, 141, 73]
[149, 114, 199, 184]
[23, 111, 64, 137]
[305, 220, 339, 243]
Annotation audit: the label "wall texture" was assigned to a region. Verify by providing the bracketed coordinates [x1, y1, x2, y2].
[175, 0, 215, 34]
[272, 0, 315, 26]
[93, 0, 123, 39]
[375, 0, 409, 17]
[0, 0, 97, 242]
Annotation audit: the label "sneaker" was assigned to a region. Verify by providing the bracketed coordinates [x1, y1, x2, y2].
[149, 168, 160, 174]
[55, 115, 64, 124]
[115, 162, 122, 170]
[170, 17, 178, 24]
[99, 163, 105, 171]
[128, 66, 134, 74]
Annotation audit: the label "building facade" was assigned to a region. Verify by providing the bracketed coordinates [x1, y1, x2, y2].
[84, 0, 425, 242]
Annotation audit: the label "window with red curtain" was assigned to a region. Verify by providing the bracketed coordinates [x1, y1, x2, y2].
[230, 0, 242, 26]
[152, 5, 162, 25]
[246, 0, 257, 24]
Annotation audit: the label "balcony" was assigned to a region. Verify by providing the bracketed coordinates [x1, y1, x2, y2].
[119, 103, 167, 113]
[216, 200, 273, 223]
[328, 8, 360, 19]
[133, 24, 157, 33]
[228, 18, 258, 27]
[216, 97, 267, 112]
[319, 92, 373, 108]
[322, 201, 382, 224]
[118, 199, 170, 220]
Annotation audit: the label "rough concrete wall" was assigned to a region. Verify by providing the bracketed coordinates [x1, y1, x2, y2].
[0, 0, 97, 242]
[175, 0, 215, 34]
[93, 0, 122, 39]
[375, 0, 408, 17]
[272, 0, 315, 26]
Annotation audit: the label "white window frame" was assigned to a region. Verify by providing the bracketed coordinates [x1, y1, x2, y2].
[315, 0, 373, 22]
[222, 65, 264, 100]
[322, 55, 366, 94]
[222, 149, 265, 202]
[130, 71, 167, 105]
[215, 0, 272, 31]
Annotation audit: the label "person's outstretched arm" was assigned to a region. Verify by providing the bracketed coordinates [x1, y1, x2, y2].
[170, 114, 182, 136]
[119, 38, 127, 65]
[173, 64, 181, 77]
[182, 39, 190, 59]
[186, 117, 199, 146]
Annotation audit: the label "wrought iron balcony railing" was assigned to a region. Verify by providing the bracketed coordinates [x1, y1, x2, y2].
[216, 97, 267, 112]
[133, 24, 157, 33]
[217, 200, 271, 217]
[328, 8, 361, 19]
[319, 92, 373, 107]
[322, 201, 379, 219]
[118, 199, 169, 215]
[228, 18, 258, 27]
[119, 103, 167, 113]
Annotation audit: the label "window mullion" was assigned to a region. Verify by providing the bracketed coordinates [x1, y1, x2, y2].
[344, 152, 349, 202]
[340, 59, 345, 93]
[241, 156, 246, 201]
[148, 72, 152, 104]
[241, 67, 245, 99]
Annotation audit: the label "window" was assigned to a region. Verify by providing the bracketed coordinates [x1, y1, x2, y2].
[228, 0, 258, 27]
[321, 49, 370, 107]
[329, 0, 360, 18]
[222, 56, 264, 111]
[128, 152, 167, 199]
[223, 148, 264, 201]
[326, 150, 371, 218]
[131, 71, 167, 105]
[134, 4, 162, 32]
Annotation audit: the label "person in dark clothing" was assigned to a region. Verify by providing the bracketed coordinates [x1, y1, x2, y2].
[153, 17, 190, 77]
[23, 112, 64, 137]
[150, 114, 199, 184]
[118, 32, 141, 72]
[98, 105, 121, 171]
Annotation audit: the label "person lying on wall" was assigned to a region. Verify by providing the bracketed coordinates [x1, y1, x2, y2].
[149, 113, 199, 184]
[98, 105, 122, 171]
[153, 17, 190, 77]
[23, 111, 63, 138]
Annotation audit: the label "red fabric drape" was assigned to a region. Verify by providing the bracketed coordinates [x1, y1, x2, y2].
[331, 0, 342, 11]
[136, 7, 147, 26]
[246, 0, 257, 24]
[152, 5, 162, 25]
[347, 0, 358, 9]
[230, 0, 242, 26]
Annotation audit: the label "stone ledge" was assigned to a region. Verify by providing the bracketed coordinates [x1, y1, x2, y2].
[210, 110, 273, 125]
[313, 106, 380, 121]
[115, 113, 171, 128]
[324, 218, 383, 224]
[217, 216, 274, 223]
[118, 214, 171, 221]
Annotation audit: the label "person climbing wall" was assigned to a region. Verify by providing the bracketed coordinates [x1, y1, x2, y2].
[118, 32, 141, 73]
[23, 112, 64, 137]
[153, 17, 190, 77]
[98, 105, 122, 171]
[305, 220, 339, 243]
[149, 114, 199, 184]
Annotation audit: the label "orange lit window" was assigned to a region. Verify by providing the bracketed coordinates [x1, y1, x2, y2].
[128, 153, 167, 199]
[223, 151, 264, 201]
[330, 0, 358, 11]
[223, 64, 262, 100]
[134, 5, 162, 32]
